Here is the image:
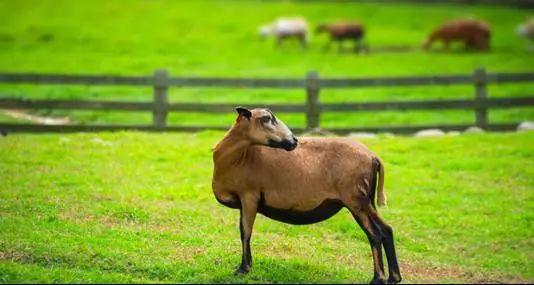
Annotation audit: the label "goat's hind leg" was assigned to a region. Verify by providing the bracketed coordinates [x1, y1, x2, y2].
[369, 210, 402, 284]
[347, 203, 387, 284]
[346, 193, 401, 284]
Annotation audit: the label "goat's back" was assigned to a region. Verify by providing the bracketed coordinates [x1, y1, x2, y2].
[248, 138, 374, 190]
[326, 23, 364, 38]
[435, 19, 490, 40]
[244, 138, 376, 211]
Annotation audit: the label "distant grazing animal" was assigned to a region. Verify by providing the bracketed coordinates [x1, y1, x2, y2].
[517, 19, 534, 51]
[316, 22, 367, 53]
[212, 107, 401, 284]
[422, 19, 491, 51]
[258, 17, 309, 49]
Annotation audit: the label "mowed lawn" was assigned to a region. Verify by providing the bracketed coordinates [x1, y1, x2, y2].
[1, 131, 533, 283]
[0, 0, 533, 128]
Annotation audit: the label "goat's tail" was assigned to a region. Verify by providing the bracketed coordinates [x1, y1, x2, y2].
[371, 157, 387, 207]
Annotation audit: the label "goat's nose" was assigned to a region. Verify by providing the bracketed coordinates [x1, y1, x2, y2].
[293, 136, 298, 143]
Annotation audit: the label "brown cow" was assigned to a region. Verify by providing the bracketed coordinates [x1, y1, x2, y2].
[316, 22, 367, 53]
[422, 19, 491, 51]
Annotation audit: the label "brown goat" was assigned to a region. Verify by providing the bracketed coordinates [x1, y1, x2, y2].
[212, 107, 401, 284]
[316, 22, 367, 53]
[422, 19, 491, 51]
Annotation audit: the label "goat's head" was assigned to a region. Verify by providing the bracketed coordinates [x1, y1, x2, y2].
[234, 107, 298, 151]
[517, 24, 528, 37]
[258, 25, 272, 40]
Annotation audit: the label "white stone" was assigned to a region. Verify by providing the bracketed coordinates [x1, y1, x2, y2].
[517, 121, 534, 131]
[464, 126, 485, 134]
[414, 129, 445, 137]
[348, 132, 377, 139]
[446, 131, 461, 136]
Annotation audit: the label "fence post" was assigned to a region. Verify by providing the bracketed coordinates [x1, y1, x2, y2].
[306, 71, 320, 130]
[473, 67, 488, 129]
[153, 69, 169, 129]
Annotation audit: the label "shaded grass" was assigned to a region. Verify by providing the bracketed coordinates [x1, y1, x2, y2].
[0, 131, 533, 283]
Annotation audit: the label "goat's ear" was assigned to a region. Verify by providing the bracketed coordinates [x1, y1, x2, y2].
[235, 106, 252, 120]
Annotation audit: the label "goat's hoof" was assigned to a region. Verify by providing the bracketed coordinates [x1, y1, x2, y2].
[370, 276, 386, 284]
[234, 265, 251, 275]
[387, 273, 402, 284]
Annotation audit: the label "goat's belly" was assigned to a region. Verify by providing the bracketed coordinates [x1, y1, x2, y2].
[257, 199, 344, 225]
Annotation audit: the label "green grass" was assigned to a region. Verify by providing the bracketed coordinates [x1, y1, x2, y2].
[1, 1, 533, 283]
[1, 131, 533, 283]
[0, 0, 533, 127]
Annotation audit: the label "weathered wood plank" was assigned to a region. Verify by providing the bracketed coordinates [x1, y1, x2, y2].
[319, 73, 534, 88]
[167, 78, 305, 88]
[316, 123, 519, 134]
[0, 98, 154, 111]
[320, 97, 534, 111]
[0, 73, 153, 86]
[153, 69, 169, 128]
[0, 73, 305, 88]
[306, 71, 320, 130]
[0, 98, 307, 112]
[319, 75, 473, 88]
[490, 73, 534, 83]
[0, 123, 230, 133]
[0, 123, 518, 134]
[1, 97, 532, 112]
[1, 72, 532, 88]
[474, 68, 488, 128]
[167, 103, 306, 113]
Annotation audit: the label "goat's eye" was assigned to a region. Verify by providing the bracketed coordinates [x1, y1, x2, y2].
[260, 116, 271, 124]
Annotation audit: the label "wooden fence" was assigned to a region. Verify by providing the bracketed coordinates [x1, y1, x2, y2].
[0, 67, 533, 134]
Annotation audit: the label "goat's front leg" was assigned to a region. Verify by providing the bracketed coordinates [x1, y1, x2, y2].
[235, 194, 259, 275]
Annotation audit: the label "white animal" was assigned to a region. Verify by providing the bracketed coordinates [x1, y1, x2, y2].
[517, 18, 534, 51]
[258, 17, 309, 49]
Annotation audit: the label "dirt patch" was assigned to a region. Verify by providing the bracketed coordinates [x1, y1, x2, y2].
[1, 109, 71, 125]
[401, 260, 530, 284]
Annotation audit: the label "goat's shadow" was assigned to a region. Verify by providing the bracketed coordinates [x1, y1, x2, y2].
[204, 256, 368, 284]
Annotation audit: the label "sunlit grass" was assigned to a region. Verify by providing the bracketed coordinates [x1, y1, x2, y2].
[0, 131, 532, 283]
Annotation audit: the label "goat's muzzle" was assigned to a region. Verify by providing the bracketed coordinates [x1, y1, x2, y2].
[268, 136, 298, 151]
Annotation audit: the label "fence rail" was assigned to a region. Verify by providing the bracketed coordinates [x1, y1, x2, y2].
[0, 67, 533, 134]
[2, 71, 534, 88]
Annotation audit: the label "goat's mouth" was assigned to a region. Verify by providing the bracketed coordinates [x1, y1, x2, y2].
[268, 138, 298, 151]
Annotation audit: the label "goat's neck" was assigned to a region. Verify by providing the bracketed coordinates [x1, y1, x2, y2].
[213, 129, 251, 171]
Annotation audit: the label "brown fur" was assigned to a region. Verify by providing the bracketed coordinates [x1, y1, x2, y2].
[316, 22, 366, 52]
[211, 108, 400, 284]
[422, 19, 491, 51]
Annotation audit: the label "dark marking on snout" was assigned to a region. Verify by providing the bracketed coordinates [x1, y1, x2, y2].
[267, 138, 297, 151]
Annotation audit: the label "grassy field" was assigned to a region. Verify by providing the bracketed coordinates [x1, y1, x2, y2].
[1, 130, 533, 283]
[1, 1, 533, 284]
[0, 0, 533, 128]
